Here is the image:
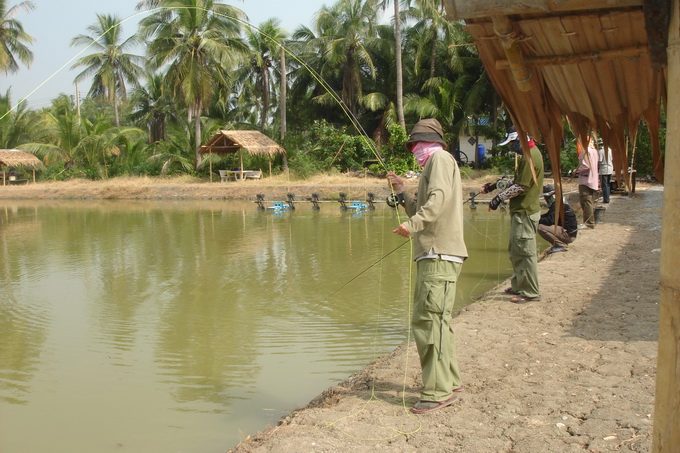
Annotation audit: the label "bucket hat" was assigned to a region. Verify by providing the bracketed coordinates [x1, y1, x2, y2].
[405, 118, 446, 149]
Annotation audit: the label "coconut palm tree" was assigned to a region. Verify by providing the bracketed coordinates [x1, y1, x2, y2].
[138, 0, 249, 170]
[379, 0, 406, 130]
[0, 89, 35, 148]
[71, 14, 144, 127]
[237, 19, 287, 131]
[0, 0, 34, 74]
[297, 0, 380, 118]
[129, 72, 179, 143]
[403, 76, 461, 145]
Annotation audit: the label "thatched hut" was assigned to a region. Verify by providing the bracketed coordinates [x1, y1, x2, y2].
[443, 0, 676, 449]
[199, 130, 286, 181]
[0, 149, 44, 185]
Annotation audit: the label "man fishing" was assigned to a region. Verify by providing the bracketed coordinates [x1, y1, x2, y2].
[386, 118, 468, 414]
[480, 125, 544, 303]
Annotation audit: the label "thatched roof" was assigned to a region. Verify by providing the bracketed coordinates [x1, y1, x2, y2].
[443, 0, 667, 183]
[0, 149, 44, 169]
[199, 130, 286, 157]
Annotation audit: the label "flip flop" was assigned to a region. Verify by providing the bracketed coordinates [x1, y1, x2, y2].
[504, 287, 519, 295]
[453, 385, 465, 393]
[510, 295, 541, 304]
[410, 394, 458, 414]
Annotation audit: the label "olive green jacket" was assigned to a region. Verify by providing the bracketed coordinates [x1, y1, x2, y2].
[510, 145, 544, 215]
[401, 150, 468, 260]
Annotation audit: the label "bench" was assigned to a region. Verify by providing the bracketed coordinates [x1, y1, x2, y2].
[218, 170, 261, 182]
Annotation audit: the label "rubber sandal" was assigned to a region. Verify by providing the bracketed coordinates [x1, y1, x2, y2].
[410, 394, 458, 414]
[504, 287, 519, 295]
[453, 385, 465, 393]
[510, 295, 540, 304]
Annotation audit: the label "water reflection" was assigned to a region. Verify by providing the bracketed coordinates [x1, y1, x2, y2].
[0, 200, 512, 453]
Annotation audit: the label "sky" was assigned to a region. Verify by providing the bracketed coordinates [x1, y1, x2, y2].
[2, 0, 330, 110]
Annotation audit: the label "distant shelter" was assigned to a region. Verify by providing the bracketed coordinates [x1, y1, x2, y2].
[0, 149, 44, 185]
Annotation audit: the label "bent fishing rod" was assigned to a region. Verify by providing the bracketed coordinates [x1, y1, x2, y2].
[297, 239, 411, 319]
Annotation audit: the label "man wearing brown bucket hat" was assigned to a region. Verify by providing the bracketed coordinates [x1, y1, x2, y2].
[386, 118, 468, 414]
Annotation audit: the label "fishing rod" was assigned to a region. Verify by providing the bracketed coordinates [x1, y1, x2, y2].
[298, 239, 411, 319]
[463, 191, 479, 205]
[327, 239, 410, 300]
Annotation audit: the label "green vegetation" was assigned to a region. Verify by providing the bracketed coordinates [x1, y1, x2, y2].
[0, 0, 663, 182]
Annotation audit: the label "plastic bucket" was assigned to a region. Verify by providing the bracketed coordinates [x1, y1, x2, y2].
[594, 206, 606, 224]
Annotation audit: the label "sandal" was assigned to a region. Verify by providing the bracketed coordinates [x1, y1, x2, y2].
[510, 295, 541, 304]
[504, 287, 519, 295]
[411, 394, 458, 414]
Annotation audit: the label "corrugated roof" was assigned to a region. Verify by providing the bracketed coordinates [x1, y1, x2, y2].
[444, 0, 666, 183]
[199, 130, 286, 157]
[0, 149, 44, 169]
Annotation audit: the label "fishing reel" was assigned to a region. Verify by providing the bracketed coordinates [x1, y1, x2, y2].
[386, 192, 403, 208]
[495, 176, 512, 191]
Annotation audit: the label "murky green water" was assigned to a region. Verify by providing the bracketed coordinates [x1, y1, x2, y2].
[0, 199, 514, 452]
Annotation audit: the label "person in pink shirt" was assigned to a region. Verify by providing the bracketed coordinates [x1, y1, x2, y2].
[576, 138, 600, 229]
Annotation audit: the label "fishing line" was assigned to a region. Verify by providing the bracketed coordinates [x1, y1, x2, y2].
[315, 205, 425, 440]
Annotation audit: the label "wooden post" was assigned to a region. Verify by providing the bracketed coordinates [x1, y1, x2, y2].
[652, 1, 680, 450]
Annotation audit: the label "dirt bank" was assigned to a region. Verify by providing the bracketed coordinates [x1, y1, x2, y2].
[0, 174, 394, 202]
[0, 176, 661, 452]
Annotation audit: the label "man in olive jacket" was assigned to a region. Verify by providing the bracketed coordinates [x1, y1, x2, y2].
[386, 118, 468, 414]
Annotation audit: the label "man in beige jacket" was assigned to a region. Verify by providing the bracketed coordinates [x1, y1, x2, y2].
[386, 118, 468, 414]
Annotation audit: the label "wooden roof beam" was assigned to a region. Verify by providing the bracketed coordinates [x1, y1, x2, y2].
[495, 44, 648, 69]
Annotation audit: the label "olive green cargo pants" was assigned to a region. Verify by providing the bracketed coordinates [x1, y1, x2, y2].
[508, 211, 541, 299]
[412, 259, 463, 402]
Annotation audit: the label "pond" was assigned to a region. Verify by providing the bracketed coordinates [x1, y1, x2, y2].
[0, 199, 516, 452]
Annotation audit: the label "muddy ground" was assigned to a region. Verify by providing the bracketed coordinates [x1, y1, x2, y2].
[0, 175, 662, 452]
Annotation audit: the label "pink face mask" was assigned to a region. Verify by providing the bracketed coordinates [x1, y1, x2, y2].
[411, 142, 442, 167]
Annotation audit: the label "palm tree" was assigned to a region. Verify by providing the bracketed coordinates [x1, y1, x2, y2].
[0, 89, 35, 148]
[237, 19, 287, 130]
[138, 0, 249, 170]
[403, 76, 461, 145]
[0, 0, 34, 74]
[71, 14, 144, 128]
[297, 0, 380, 118]
[129, 72, 179, 143]
[22, 95, 145, 175]
[379, 0, 406, 130]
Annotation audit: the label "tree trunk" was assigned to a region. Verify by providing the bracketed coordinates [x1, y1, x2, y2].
[394, 0, 405, 130]
[261, 57, 270, 130]
[113, 91, 120, 127]
[280, 40, 289, 172]
[194, 102, 202, 171]
[429, 24, 437, 79]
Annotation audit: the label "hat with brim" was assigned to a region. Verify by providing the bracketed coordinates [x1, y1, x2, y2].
[498, 131, 519, 146]
[541, 184, 555, 197]
[405, 118, 446, 149]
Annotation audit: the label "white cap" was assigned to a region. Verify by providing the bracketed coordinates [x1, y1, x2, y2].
[499, 131, 519, 146]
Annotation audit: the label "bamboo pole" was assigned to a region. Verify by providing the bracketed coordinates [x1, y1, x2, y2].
[652, 1, 680, 450]
[492, 15, 532, 92]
